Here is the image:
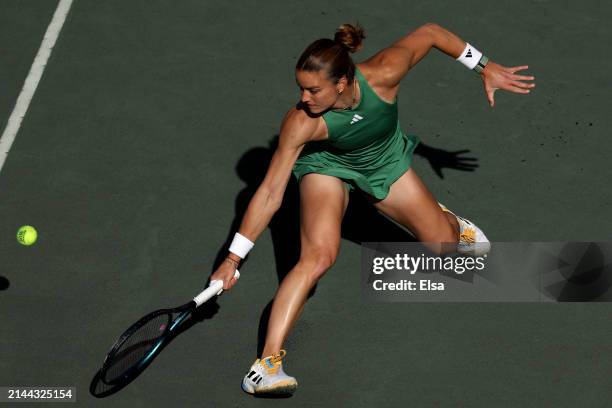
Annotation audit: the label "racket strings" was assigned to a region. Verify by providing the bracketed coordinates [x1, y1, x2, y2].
[102, 313, 172, 383]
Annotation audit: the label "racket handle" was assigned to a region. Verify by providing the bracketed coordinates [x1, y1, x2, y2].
[193, 269, 240, 307]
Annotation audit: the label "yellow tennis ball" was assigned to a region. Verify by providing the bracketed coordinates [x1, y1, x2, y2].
[17, 225, 37, 246]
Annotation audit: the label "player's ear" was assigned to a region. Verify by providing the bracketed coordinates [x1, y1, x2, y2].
[336, 76, 348, 94]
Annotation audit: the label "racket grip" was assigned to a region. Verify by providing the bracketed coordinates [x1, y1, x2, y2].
[193, 269, 240, 307]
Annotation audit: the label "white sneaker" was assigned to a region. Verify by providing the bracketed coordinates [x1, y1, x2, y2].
[241, 350, 297, 396]
[439, 203, 491, 256]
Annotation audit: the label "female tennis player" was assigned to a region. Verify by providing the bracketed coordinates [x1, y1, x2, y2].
[211, 22, 535, 395]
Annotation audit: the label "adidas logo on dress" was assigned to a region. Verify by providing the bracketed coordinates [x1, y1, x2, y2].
[350, 114, 363, 124]
[466, 49, 473, 58]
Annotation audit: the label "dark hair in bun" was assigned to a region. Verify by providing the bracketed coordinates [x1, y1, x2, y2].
[334, 23, 365, 53]
[296, 23, 366, 83]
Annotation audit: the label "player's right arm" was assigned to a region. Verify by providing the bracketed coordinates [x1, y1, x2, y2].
[211, 108, 320, 289]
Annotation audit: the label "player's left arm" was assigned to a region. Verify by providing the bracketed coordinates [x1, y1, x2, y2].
[364, 23, 536, 107]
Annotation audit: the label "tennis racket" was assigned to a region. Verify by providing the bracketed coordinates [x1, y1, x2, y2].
[99, 270, 240, 385]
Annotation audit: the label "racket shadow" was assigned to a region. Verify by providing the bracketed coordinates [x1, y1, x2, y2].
[89, 301, 220, 398]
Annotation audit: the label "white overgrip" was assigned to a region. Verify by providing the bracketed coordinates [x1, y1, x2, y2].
[193, 270, 240, 307]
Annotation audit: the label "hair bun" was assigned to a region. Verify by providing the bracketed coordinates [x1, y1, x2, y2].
[334, 23, 365, 53]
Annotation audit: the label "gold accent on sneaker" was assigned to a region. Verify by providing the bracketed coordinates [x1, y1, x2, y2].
[459, 228, 476, 244]
[261, 350, 286, 375]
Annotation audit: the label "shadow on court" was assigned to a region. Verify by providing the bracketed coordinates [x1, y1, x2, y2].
[209, 135, 480, 357]
[87, 134, 480, 398]
[414, 142, 479, 179]
[0, 276, 9, 290]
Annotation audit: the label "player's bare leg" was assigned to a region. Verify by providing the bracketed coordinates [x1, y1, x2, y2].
[242, 174, 348, 395]
[373, 168, 489, 256]
[262, 173, 348, 356]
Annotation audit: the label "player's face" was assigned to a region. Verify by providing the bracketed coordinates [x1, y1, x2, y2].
[295, 69, 343, 114]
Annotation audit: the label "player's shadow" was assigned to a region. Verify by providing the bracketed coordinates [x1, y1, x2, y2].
[414, 141, 479, 179]
[211, 135, 479, 358]
[89, 301, 220, 398]
[0, 276, 9, 291]
[89, 135, 480, 398]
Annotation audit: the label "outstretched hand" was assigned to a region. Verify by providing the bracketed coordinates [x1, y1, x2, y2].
[481, 62, 535, 107]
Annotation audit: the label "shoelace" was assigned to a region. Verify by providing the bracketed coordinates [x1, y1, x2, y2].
[440, 203, 478, 245]
[268, 350, 286, 364]
[459, 228, 476, 243]
[255, 350, 286, 376]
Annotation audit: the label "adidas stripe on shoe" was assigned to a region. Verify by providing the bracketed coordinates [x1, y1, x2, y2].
[241, 350, 297, 396]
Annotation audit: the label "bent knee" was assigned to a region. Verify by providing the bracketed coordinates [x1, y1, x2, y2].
[299, 246, 339, 282]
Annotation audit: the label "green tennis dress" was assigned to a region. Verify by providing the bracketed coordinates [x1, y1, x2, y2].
[292, 67, 419, 200]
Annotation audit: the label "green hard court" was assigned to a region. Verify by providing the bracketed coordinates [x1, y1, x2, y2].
[1, 0, 611, 407]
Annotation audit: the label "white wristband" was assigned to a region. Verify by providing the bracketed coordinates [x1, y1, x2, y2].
[456, 43, 483, 70]
[229, 232, 254, 259]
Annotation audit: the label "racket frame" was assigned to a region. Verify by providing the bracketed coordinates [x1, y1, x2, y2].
[100, 270, 240, 385]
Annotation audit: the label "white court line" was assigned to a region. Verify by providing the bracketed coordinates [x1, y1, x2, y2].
[0, 0, 74, 173]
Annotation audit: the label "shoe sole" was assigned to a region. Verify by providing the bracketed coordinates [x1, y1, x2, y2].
[242, 380, 297, 396]
[458, 241, 491, 257]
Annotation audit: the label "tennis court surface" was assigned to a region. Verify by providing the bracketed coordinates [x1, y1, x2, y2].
[1, 1, 611, 406]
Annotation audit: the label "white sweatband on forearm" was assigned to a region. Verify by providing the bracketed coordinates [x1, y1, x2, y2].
[456, 43, 483, 70]
[229, 232, 254, 259]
